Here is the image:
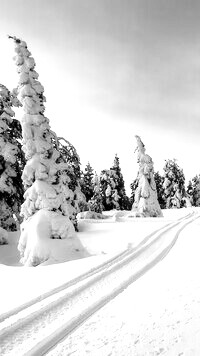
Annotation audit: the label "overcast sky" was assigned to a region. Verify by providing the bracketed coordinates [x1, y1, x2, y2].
[1, 0, 200, 193]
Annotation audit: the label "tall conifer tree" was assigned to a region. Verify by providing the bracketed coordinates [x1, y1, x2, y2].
[81, 162, 94, 202]
[110, 154, 130, 210]
[89, 172, 104, 213]
[10, 36, 76, 264]
[154, 171, 166, 209]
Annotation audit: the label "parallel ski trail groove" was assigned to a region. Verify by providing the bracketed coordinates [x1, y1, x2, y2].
[1, 214, 189, 324]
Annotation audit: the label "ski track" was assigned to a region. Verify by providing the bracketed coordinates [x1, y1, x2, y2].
[0, 210, 198, 356]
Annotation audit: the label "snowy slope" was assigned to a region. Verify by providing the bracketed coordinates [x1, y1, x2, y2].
[54, 209, 200, 356]
[0, 208, 200, 355]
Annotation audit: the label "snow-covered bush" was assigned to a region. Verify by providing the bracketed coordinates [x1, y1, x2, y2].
[10, 36, 78, 265]
[77, 211, 106, 220]
[0, 84, 24, 233]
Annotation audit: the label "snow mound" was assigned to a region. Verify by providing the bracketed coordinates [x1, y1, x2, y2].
[18, 209, 75, 266]
[0, 227, 8, 245]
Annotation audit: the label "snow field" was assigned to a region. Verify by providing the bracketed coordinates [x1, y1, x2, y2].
[46, 210, 200, 356]
[0, 209, 198, 356]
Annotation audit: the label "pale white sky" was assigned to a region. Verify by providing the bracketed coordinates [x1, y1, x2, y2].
[0, 0, 200, 194]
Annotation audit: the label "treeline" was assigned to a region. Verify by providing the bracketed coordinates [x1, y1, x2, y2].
[80, 158, 199, 212]
[0, 36, 199, 240]
[131, 158, 198, 210]
[1, 83, 199, 236]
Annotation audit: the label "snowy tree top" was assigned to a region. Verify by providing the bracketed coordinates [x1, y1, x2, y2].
[135, 135, 146, 155]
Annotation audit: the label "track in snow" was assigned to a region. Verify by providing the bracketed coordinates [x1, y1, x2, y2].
[0, 211, 198, 356]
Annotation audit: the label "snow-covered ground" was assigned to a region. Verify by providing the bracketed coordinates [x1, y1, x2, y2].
[0, 208, 200, 355]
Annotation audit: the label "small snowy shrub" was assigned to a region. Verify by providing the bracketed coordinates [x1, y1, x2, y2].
[77, 211, 106, 220]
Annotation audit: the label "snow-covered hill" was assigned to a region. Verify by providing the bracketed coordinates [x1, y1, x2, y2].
[0, 208, 200, 355]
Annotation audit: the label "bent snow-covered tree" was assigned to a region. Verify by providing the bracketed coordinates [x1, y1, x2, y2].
[132, 135, 162, 217]
[10, 36, 75, 265]
[0, 84, 23, 243]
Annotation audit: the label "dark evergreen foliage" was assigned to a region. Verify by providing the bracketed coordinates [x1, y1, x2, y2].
[98, 155, 130, 211]
[154, 171, 166, 209]
[187, 175, 200, 206]
[88, 173, 104, 213]
[52, 136, 86, 230]
[163, 159, 186, 208]
[81, 162, 94, 202]
[110, 155, 130, 210]
[0, 85, 25, 230]
[130, 176, 139, 207]
[99, 169, 116, 211]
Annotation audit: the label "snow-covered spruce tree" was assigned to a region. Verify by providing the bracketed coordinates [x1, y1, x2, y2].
[110, 154, 130, 210]
[154, 171, 166, 209]
[187, 175, 200, 206]
[81, 162, 94, 202]
[99, 169, 120, 211]
[52, 136, 86, 227]
[132, 136, 162, 217]
[88, 172, 104, 213]
[0, 84, 24, 240]
[163, 159, 186, 208]
[10, 36, 76, 265]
